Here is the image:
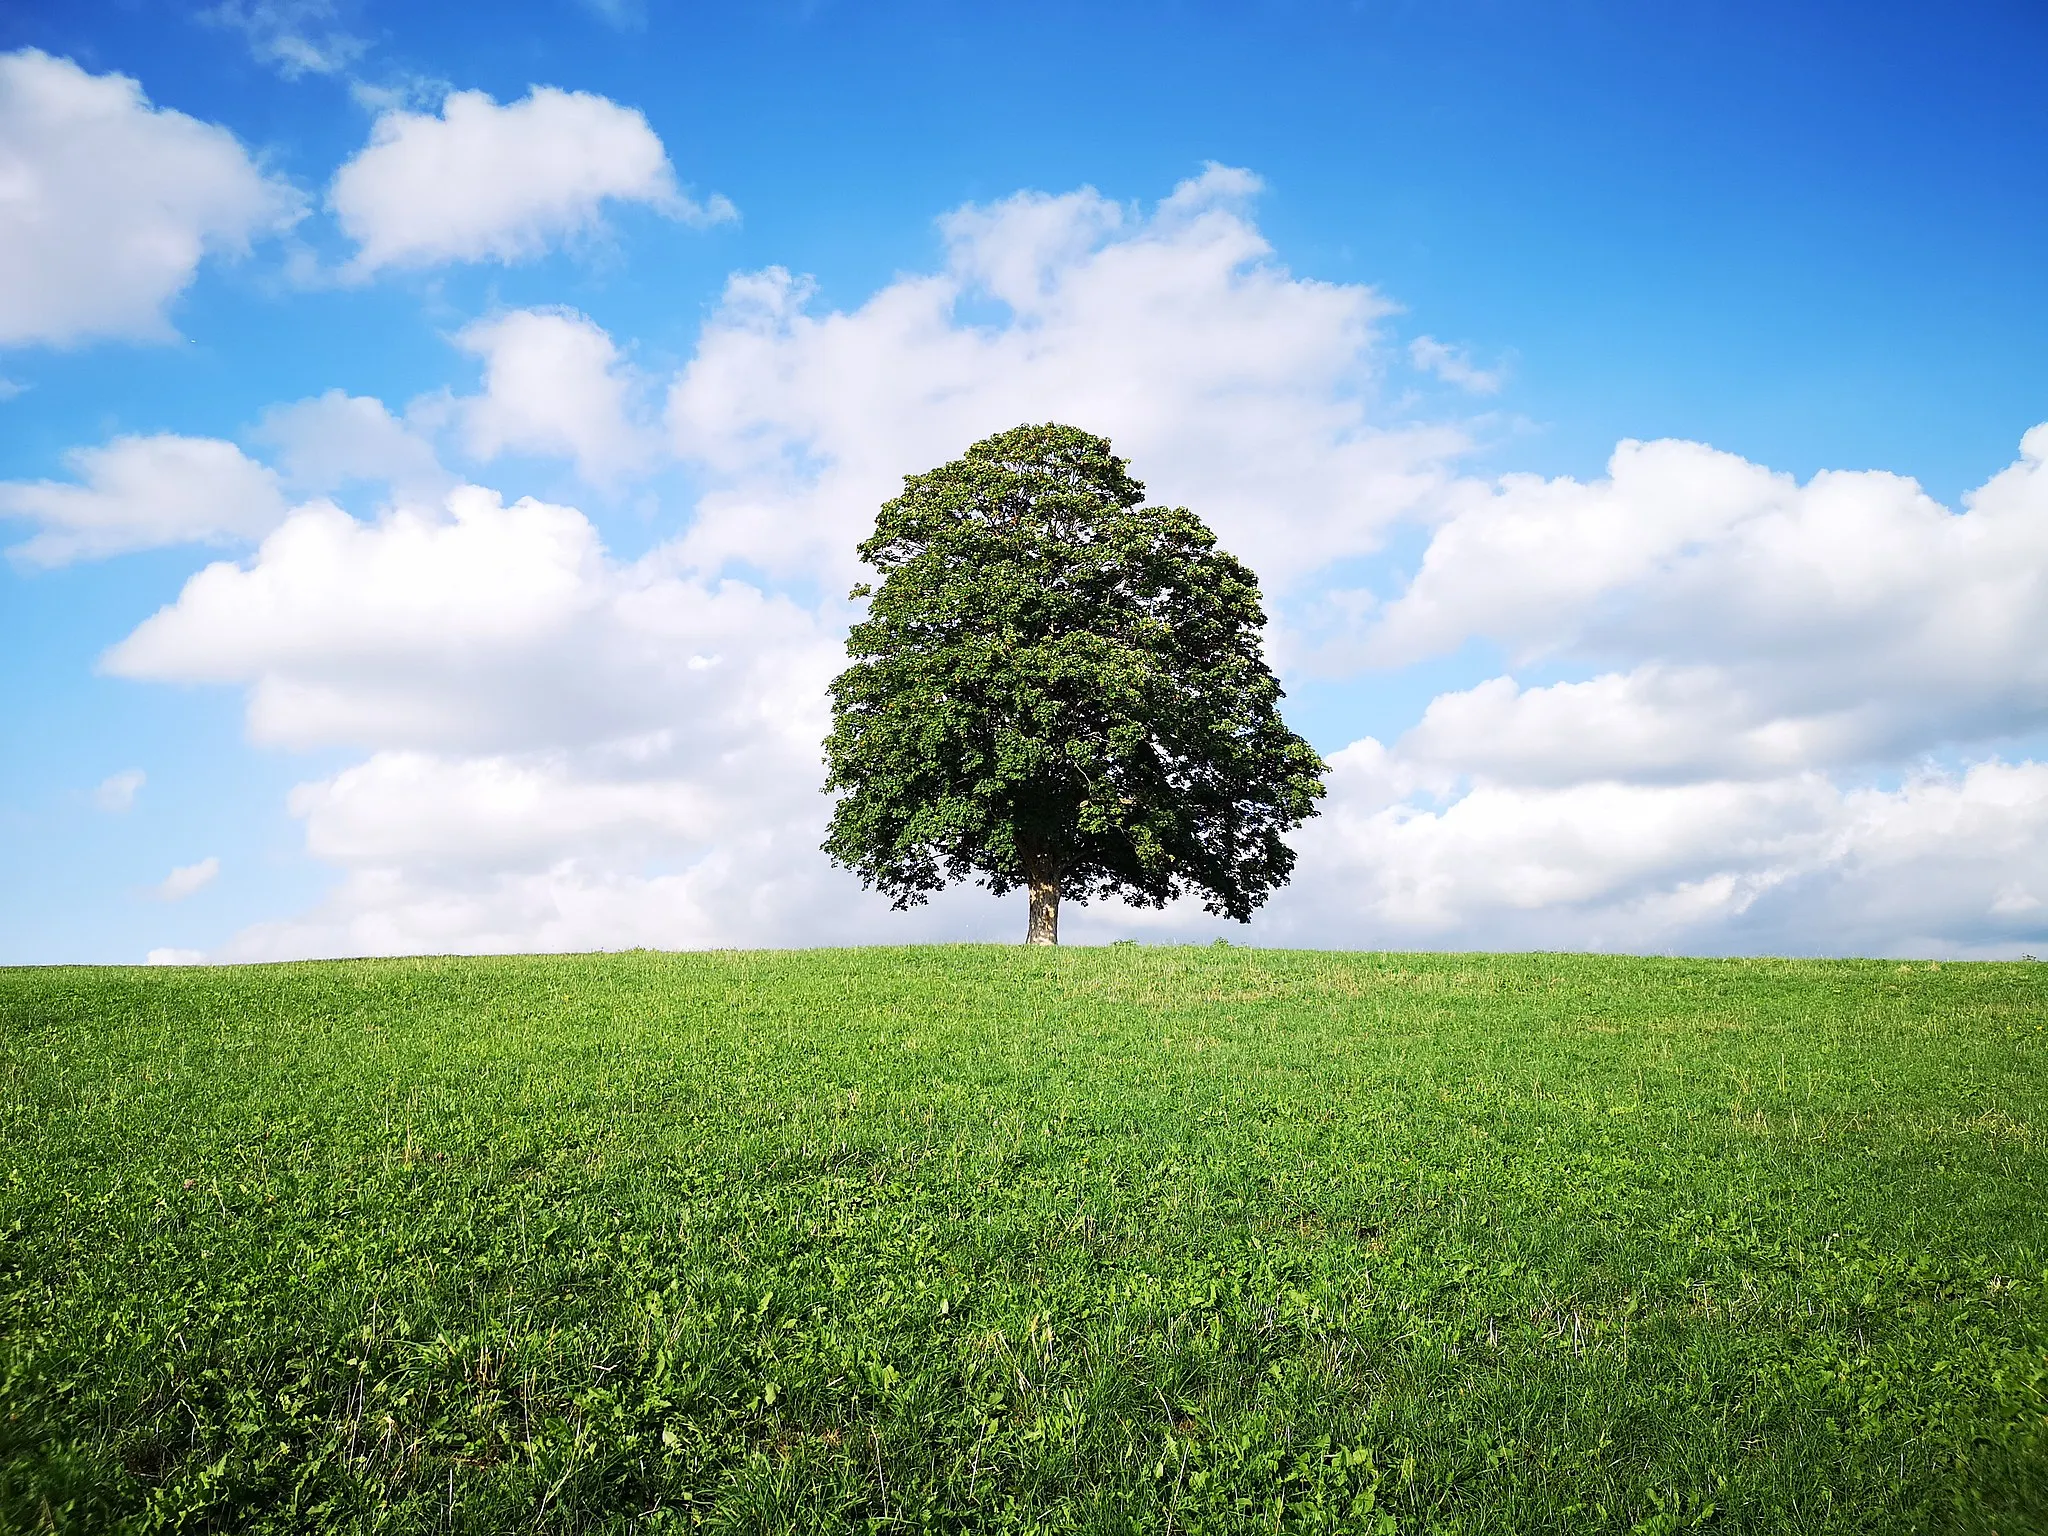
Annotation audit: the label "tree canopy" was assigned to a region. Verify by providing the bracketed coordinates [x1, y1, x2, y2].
[821, 422, 1326, 943]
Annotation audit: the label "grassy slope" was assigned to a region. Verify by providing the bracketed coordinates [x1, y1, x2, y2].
[2, 947, 2045, 1534]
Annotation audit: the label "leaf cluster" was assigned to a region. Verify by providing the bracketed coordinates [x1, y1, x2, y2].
[822, 423, 1326, 920]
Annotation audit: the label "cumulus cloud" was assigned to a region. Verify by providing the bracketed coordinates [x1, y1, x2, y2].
[1223, 421, 2048, 957]
[155, 856, 220, 901]
[102, 479, 929, 959]
[83, 168, 2048, 961]
[1371, 428, 2048, 667]
[94, 768, 146, 812]
[452, 308, 654, 479]
[1261, 751, 2048, 958]
[1364, 425, 2048, 776]
[329, 85, 733, 274]
[146, 947, 207, 965]
[2, 434, 290, 566]
[295, 752, 717, 868]
[224, 751, 912, 960]
[1399, 668, 1867, 787]
[104, 485, 832, 752]
[199, 0, 366, 79]
[666, 164, 1465, 588]
[0, 50, 301, 347]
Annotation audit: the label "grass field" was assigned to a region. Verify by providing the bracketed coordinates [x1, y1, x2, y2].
[3, 947, 2045, 1534]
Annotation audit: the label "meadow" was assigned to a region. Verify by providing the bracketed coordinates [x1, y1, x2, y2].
[2, 946, 2044, 1534]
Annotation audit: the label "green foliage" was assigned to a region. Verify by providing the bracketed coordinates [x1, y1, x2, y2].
[3, 948, 2047, 1533]
[821, 423, 1326, 924]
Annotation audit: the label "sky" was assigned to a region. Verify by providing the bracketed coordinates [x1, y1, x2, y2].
[2, 0, 2046, 963]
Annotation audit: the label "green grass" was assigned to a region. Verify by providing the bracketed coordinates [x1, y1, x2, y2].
[3, 947, 2046, 1534]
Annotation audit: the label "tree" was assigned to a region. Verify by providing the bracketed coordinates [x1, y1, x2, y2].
[821, 423, 1327, 944]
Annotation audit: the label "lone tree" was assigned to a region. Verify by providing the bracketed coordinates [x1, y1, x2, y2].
[822, 423, 1327, 944]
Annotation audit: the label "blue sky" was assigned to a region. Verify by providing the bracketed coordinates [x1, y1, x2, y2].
[3, 0, 2045, 963]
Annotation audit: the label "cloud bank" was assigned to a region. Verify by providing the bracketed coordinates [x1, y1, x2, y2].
[74, 166, 2048, 961]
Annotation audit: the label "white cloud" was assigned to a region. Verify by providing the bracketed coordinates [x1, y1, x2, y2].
[2, 434, 290, 566]
[1304, 744, 1832, 934]
[221, 749, 903, 960]
[82, 169, 2048, 961]
[0, 50, 301, 347]
[666, 164, 1466, 589]
[1261, 753, 2048, 958]
[211, 853, 988, 963]
[101, 478, 928, 959]
[1409, 335, 1505, 394]
[451, 308, 653, 479]
[94, 769, 145, 813]
[146, 947, 207, 965]
[209, 733, 1021, 958]
[1213, 421, 2048, 957]
[294, 752, 718, 868]
[155, 856, 220, 901]
[199, 0, 366, 79]
[1361, 425, 2048, 777]
[255, 389, 452, 503]
[104, 485, 833, 753]
[329, 85, 732, 275]
[1371, 427, 2048, 668]
[1397, 668, 1871, 787]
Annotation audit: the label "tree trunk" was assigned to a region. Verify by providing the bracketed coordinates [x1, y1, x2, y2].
[1027, 874, 1059, 945]
[1022, 846, 1061, 945]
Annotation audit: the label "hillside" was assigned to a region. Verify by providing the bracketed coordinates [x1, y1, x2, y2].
[3, 948, 2044, 1533]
